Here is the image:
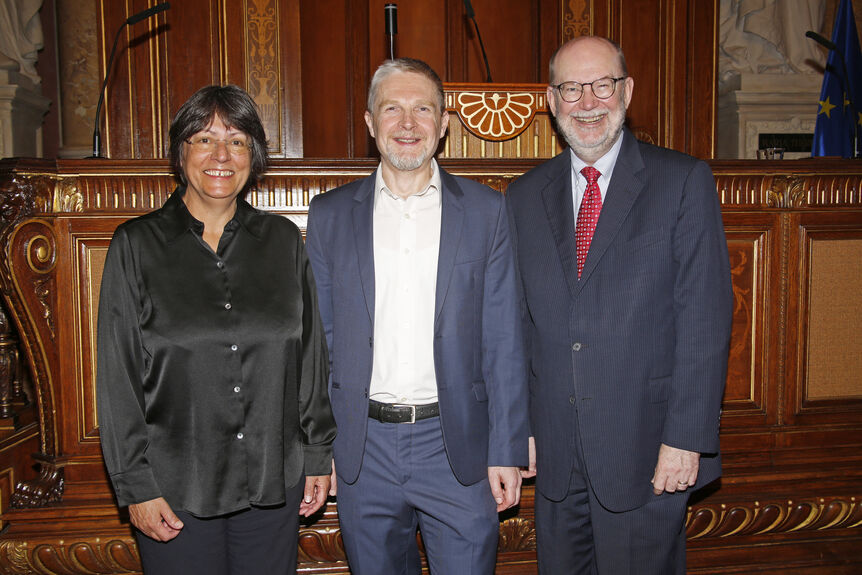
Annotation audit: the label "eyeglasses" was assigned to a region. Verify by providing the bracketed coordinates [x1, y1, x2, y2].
[553, 77, 626, 103]
[185, 136, 251, 156]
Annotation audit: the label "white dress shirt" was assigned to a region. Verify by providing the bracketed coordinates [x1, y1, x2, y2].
[569, 131, 625, 223]
[369, 160, 442, 405]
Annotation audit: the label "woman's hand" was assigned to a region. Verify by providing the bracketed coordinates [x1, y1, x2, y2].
[128, 497, 184, 541]
[299, 474, 331, 517]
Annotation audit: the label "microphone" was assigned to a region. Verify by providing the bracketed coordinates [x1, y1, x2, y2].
[806, 30, 839, 53]
[127, 3, 171, 25]
[806, 29, 860, 157]
[463, 0, 475, 18]
[462, 0, 492, 82]
[90, 2, 171, 158]
[385, 3, 397, 60]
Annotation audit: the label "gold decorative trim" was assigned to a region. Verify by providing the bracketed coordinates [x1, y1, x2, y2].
[776, 213, 790, 424]
[0, 537, 140, 574]
[24, 235, 55, 276]
[686, 496, 862, 539]
[55, 179, 84, 213]
[4, 219, 61, 456]
[765, 175, 806, 208]
[246, 0, 281, 154]
[454, 92, 537, 141]
[562, 0, 591, 41]
[32, 278, 56, 341]
[497, 517, 536, 550]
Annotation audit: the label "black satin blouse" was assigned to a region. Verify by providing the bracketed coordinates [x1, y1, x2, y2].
[97, 187, 336, 517]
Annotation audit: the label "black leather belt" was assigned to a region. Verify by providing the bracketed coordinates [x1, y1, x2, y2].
[368, 400, 440, 424]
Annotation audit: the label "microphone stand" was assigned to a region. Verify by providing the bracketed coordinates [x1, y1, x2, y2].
[462, 0, 492, 82]
[90, 3, 172, 158]
[385, 4, 397, 60]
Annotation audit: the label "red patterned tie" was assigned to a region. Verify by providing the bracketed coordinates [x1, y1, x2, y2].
[576, 166, 602, 278]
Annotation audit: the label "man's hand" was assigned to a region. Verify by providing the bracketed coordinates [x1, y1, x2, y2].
[520, 436, 537, 479]
[651, 443, 700, 495]
[128, 497, 184, 542]
[300, 474, 331, 517]
[488, 466, 522, 512]
[328, 459, 337, 496]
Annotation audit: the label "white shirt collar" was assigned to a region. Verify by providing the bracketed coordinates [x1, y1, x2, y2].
[569, 130, 625, 187]
[374, 159, 442, 204]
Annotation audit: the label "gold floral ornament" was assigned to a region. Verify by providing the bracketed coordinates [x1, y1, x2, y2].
[455, 92, 536, 141]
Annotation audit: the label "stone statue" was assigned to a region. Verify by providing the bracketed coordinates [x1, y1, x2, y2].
[0, 0, 44, 84]
[719, 0, 826, 90]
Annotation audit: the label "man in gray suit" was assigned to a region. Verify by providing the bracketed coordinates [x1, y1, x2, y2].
[306, 58, 528, 575]
[507, 36, 733, 574]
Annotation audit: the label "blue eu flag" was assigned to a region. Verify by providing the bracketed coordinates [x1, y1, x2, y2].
[812, 0, 862, 158]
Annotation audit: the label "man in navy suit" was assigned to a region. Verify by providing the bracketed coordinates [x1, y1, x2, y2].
[306, 58, 528, 575]
[507, 37, 733, 574]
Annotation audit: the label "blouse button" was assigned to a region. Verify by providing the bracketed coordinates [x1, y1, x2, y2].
[225, 303, 232, 310]
[231, 344, 238, 351]
[236, 432, 244, 440]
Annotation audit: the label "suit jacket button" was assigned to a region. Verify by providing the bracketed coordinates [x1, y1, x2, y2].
[572, 342, 582, 351]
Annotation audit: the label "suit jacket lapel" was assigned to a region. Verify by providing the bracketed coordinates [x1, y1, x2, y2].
[575, 129, 645, 292]
[435, 170, 464, 322]
[541, 152, 580, 300]
[352, 173, 376, 322]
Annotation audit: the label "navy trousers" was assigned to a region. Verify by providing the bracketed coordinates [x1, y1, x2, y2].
[135, 480, 304, 575]
[534, 413, 689, 575]
[336, 416, 499, 575]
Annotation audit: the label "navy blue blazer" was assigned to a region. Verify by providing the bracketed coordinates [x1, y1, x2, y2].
[507, 129, 732, 512]
[306, 168, 529, 486]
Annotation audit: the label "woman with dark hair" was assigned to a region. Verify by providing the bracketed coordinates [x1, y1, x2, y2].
[97, 84, 336, 575]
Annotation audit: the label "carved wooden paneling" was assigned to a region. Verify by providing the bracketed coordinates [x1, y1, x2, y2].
[789, 213, 862, 428]
[721, 224, 771, 419]
[441, 84, 562, 160]
[70, 232, 112, 443]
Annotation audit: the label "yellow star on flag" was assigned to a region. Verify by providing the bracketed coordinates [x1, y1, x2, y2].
[819, 96, 837, 118]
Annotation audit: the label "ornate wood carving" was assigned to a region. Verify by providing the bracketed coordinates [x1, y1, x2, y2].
[3, 219, 60, 459]
[498, 517, 537, 551]
[9, 454, 64, 509]
[57, 179, 84, 213]
[562, 0, 591, 40]
[687, 496, 862, 539]
[246, 0, 281, 152]
[443, 85, 560, 159]
[0, 536, 140, 575]
[0, 303, 19, 422]
[297, 525, 346, 563]
[453, 91, 538, 140]
[0, 168, 61, 461]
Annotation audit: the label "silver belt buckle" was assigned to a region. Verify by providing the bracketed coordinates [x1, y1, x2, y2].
[393, 404, 416, 423]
